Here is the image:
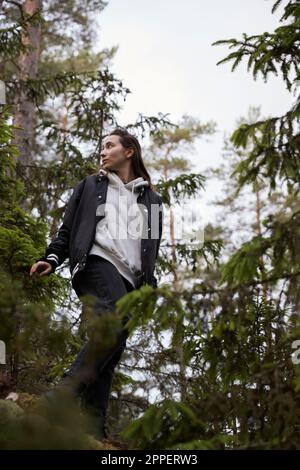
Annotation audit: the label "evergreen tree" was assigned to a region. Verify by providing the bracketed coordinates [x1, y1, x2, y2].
[118, 0, 300, 450]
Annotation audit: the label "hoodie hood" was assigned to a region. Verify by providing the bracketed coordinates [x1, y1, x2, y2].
[99, 168, 149, 196]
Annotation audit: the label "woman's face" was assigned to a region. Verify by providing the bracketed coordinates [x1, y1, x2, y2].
[100, 134, 133, 171]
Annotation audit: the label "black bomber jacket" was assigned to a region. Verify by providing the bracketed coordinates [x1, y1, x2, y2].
[37, 171, 164, 289]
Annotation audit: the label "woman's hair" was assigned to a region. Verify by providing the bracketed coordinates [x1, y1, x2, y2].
[98, 127, 153, 189]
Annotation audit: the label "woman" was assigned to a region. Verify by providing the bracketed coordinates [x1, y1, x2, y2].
[29, 127, 164, 440]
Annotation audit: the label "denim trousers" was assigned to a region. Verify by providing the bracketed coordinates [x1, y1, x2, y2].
[67, 254, 135, 421]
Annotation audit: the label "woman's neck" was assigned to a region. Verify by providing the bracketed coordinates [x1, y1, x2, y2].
[113, 169, 136, 184]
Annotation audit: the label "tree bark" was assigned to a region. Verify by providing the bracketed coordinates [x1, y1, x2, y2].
[13, 0, 43, 167]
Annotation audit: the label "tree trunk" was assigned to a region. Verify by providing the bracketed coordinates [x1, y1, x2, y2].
[13, 0, 42, 168]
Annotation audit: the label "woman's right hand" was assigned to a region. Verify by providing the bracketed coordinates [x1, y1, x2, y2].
[30, 261, 53, 277]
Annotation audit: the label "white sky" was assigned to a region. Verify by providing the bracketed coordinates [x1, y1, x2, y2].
[96, 0, 293, 225]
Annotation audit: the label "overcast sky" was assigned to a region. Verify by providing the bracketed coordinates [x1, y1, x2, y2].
[96, 0, 292, 224]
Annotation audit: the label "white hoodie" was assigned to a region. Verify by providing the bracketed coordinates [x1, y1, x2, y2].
[89, 168, 149, 287]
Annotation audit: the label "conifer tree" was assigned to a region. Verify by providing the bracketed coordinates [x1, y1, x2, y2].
[119, 0, 300, 450]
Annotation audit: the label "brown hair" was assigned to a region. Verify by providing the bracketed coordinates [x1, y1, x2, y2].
[98, 127, 153, 190]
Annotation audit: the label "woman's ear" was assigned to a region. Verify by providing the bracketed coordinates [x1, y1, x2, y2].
[125, 148, 135, 159]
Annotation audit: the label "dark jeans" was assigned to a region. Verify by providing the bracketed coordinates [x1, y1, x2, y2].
[67, 254, 135, 421]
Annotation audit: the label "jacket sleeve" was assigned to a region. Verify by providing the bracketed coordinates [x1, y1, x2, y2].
[151, 197, 164, 288]
[155, 197, 164, 261]
[36, 178, 86, 274]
